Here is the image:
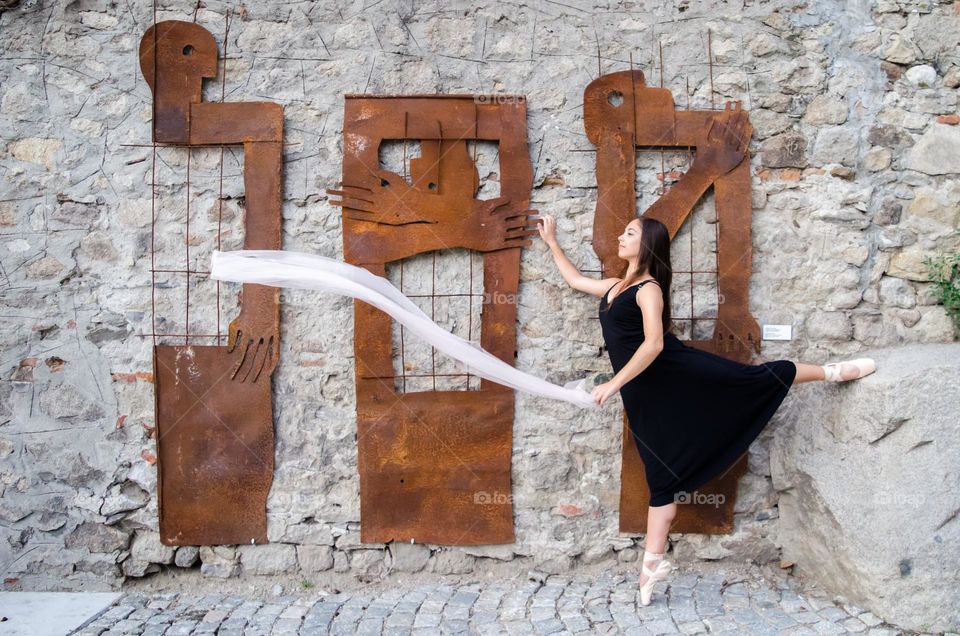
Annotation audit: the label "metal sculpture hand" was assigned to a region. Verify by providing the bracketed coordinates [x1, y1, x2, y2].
[465, 198, 539, 252]
[693, 101, 752, 180]
[226, 289, 280, 383]
[327, 169, 435, 226]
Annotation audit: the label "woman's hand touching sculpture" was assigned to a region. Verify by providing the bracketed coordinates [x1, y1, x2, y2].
[537, 213, 559, 248]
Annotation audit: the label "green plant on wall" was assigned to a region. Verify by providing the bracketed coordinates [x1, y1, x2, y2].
[922, 251, 960, 338]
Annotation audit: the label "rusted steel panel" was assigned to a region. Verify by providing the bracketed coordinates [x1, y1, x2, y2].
[584, 70, 760, 534]
[358, 389, 515, 545]
[139, 20, 283, 544]
[190, 103, 284, 144]
[329, 95, 537, 545]
[154, 345, 274, 545]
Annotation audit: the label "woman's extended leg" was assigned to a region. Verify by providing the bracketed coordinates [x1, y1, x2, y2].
[792, 361, 874, 384]
[792, 362, 826, 384]
[639, 502, 676, 596]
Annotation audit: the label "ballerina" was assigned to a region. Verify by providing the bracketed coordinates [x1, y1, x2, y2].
[536, 212, 876, 605]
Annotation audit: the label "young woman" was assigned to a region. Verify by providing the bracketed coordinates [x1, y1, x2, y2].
[537, 213, 876, 606]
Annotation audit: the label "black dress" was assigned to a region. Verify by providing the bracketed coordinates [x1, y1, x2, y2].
[598, 279, 797, 507]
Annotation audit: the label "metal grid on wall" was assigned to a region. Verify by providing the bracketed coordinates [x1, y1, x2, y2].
[381, 140, 500, 393]
[133, 6, 240, 347]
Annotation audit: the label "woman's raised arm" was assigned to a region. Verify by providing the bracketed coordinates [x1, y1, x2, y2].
[536, 213, 620, 298]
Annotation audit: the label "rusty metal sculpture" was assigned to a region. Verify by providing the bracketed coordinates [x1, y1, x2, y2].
[584, 70, 759, 534]
[140, 21, 282, 545]
[327, 95, 538, 544]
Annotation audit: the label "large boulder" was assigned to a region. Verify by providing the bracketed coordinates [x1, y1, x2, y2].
[770, 343, 960, 632]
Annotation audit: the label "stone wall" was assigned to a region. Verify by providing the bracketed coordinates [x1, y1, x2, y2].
[0, 0, 956, 593]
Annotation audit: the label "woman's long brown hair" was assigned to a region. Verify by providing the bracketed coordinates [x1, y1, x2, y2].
[600, 216, 674, 335]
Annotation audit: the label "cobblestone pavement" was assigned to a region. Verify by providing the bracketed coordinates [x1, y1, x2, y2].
[71, 567, 933, 636]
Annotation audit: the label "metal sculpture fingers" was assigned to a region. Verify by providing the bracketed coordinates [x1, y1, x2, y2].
[332, 169, 433, 226]
[471, 206, 538, 252]
[712, 314, 762, 356]
[503, 209, 542, 242]
[226, 315, 280, 382]
[695, 103, 752, 180]
[226, 320, 242, 354]
[713, 100, 751, 157]
[326, 185, 375, 211]
[231, 335, 262, 382]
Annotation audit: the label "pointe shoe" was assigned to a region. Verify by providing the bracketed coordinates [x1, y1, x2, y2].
[821, 357, 876, 382]
[639, 549, 673, 606]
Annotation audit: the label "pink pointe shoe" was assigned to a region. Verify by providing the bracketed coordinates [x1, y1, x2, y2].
[639, 549, 673, 606]
[821, 357, 876, 382]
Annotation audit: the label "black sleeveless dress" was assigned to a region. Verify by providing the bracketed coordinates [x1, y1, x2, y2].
[598, 279, 797, 507]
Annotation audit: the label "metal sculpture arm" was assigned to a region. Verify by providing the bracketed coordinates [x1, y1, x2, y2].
[644, 102, 751, 239]
[139, 21, 282, 381]
[585, 69, 761, 357]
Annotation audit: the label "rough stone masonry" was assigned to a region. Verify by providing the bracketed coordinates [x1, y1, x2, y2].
[0, 0, 957, 627]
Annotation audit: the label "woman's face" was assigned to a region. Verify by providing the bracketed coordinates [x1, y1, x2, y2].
[617, 221, 642, 259]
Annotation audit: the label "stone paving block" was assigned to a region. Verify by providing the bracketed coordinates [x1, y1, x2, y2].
[469, 609, 500, 625]
[502, 619, 537, 635]
[701, 616, 739, 632]
[857, 611, 884, 627]
[385, 609, 417, 625]
[471, 622, 510, 636]
[671, 574, 700, 589]
[810, 619, 849, 635]
[412, 610, 442, 628]
[669, 608, 701, 624]
[439, 618, 470, 633]
[560, 614, 591, 632]
[644, 617, 682, 635]
[611, 609, 643, 628]
[164, 620, 198, 635]
[444, 604, 470, 620]
[676, 619, 708, 634]
[361, 604, 391, 619]
[449, 590, 480, 606]
[531, 616, 566, 634]
[127, 607, 156, 620]
[584, 602, 612, 623]
[500, 603, 529, 621]
[840, 616, 869, 632]
[529, 606, 557, 621]
[270, 618, 302, 633]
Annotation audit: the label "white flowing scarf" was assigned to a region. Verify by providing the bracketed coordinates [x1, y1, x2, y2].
[209, 250, 601, 411]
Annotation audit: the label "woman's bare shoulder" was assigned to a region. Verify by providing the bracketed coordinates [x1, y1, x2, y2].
[635, 279, 664, 306]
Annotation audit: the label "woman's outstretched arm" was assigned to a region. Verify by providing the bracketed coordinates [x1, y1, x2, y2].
[537, 214, 619, 298]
